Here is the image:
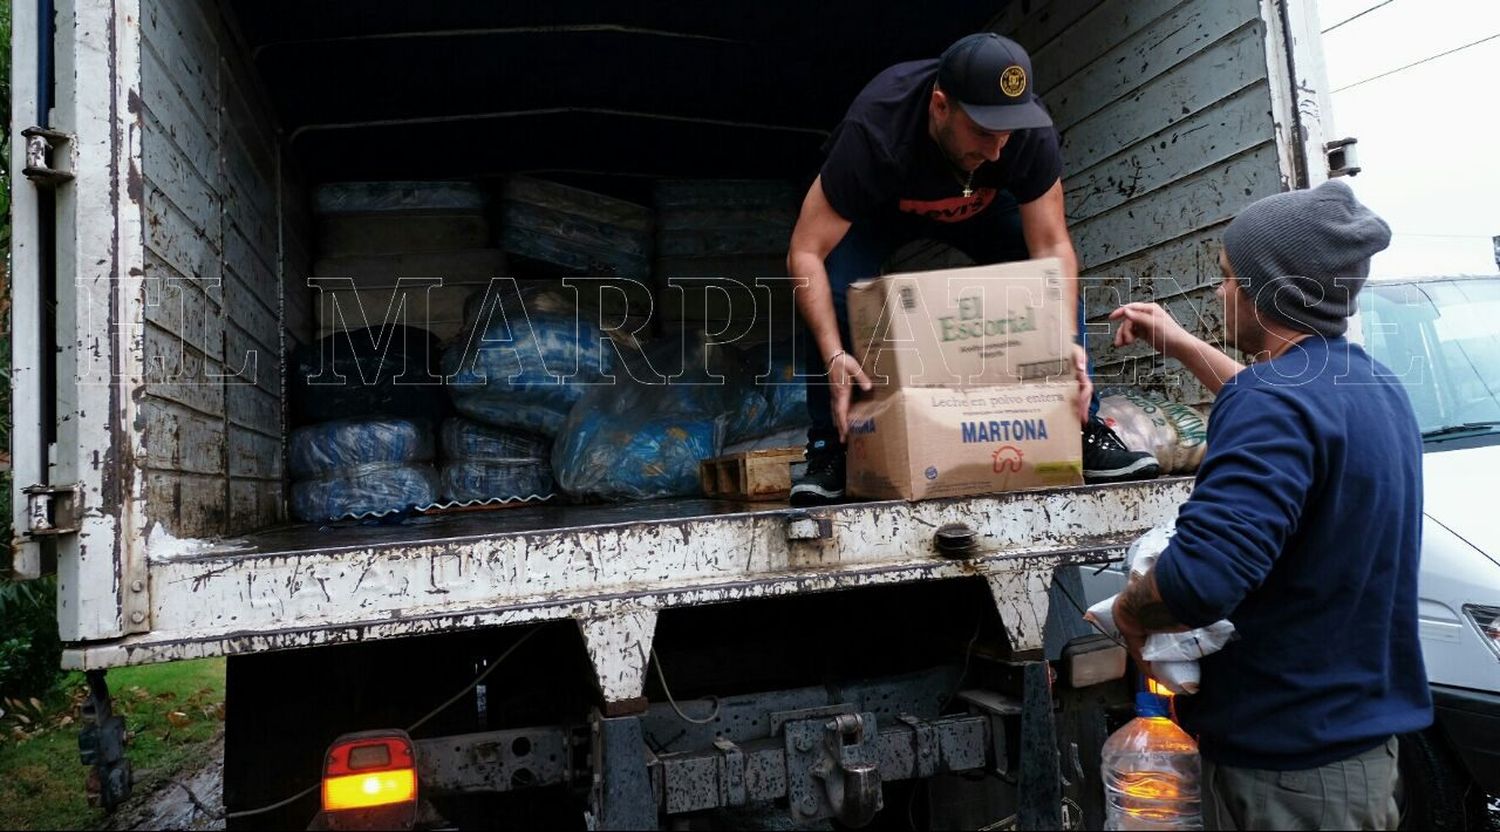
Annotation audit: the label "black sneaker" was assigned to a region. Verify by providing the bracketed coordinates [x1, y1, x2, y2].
[1082, 415, 1161, 484]
[790, 439, 846, 505]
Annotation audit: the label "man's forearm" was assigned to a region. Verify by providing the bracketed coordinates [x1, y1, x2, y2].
[789, 250, 843, 363]
[1168, 338, 1245, 396]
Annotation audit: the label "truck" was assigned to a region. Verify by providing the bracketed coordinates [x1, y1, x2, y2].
[7, 0, 1345, 828]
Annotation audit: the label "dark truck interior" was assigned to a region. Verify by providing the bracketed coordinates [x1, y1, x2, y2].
[225, 0, 1000, 193]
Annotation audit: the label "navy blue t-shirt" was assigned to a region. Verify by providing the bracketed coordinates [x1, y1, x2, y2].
[1154, 336, 1433, 770]
[820, 60, 1063, 225]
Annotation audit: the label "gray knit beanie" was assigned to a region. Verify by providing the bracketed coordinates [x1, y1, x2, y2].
[1221, 179, 1391, 337]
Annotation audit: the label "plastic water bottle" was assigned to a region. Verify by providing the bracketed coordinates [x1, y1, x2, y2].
[1101, 692, 1203, 830]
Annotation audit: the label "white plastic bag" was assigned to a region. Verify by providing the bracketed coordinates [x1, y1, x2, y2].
[1085, 522, 1237, 694]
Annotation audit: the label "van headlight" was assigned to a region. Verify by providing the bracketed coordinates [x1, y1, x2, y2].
[1465, 605, 1500, 660]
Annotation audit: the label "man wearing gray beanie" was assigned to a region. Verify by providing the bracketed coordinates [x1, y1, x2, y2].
[1103, 180, 1432, 830]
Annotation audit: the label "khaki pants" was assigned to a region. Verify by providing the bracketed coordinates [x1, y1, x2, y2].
[1202, 737, 1401, 831]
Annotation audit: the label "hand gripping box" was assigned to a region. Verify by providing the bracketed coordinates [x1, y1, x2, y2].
[847, 258, 1076, 389]
[845, 382, 1084, 500]
[843, 258, 1083, 500]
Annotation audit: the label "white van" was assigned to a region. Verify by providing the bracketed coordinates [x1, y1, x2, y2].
[1085, 274, 1500, 829]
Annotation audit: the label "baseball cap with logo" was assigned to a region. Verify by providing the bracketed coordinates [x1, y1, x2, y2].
[937, 32, 1052, 132]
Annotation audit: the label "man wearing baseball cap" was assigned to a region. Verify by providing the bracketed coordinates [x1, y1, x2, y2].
[788, 32, 1159, 505]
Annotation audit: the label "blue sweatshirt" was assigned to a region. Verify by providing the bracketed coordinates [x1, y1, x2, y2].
[1154, 336, 1433, 770]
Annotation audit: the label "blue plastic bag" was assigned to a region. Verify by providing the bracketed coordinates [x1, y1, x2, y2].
[725, 344, 810, 443]
[437, 417, 554, 502]
[290, 417, 435, 480]
[443, 289, 615, 436]
[291, 463, 439, 522]
[439, 418, 550, 462]
[551, 336, 749, 501]
[440, 460, 555, 503]
[552, 409, 720, 501]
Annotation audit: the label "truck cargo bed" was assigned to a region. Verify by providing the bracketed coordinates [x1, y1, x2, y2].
[64, 478, 1193, 670]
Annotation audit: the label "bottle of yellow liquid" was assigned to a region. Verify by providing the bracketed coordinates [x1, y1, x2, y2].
[1101, 692, 1203, 830]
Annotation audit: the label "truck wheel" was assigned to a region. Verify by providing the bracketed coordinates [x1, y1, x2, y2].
[1398, 728, 1487, 831]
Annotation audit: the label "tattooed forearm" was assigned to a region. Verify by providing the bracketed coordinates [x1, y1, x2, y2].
[1117, 569, 1187, 633]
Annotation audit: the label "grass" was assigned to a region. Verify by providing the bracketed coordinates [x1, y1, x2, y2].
[0, 658, 226, 831]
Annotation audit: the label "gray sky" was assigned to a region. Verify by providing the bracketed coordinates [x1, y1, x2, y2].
[1318, 0, 1500, 277]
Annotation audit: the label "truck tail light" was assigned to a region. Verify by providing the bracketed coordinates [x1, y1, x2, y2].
[321, 730, 418, 829]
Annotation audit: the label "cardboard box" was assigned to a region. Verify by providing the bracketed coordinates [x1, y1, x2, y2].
[845, 382, 1084, 500]
[848, 258, 1076, 390]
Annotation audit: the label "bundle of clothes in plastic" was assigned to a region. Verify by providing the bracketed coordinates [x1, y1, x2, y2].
[1085, 523, 1237, 695]
[290, 284, 810, 521]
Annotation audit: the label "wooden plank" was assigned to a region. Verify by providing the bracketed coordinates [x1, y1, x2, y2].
[139, 48, 218, 186]
[991, 0, 1104, 54]
[142, 257, 226, 358]
[142, 249, 225, 307]
[1092, 282, 1228, 363]
[223, 258, 281, 354]
[699, 447, 804, 501]
[224, 219, 280, 299]
[1061, 27, 1270, 176]
[220, 64, 278, 190]
[227, 367, 282, 439]
[140, 0, 217, 131]
[223, 147, 279, 258]
[224, 317, 280, 411]
[1070, 142, 1281, 270]
[1093, 354, 1217, 407]
[144, 322, 226, 418]
[1065, 88, 1274, 224]
[1088, 287, 1246, 410]
[1084, 221, 1229, 280]
[229, 427, 283, 480]
[223, 316, 277, 408]
[1046, 0, 1261, 133]
[228, 479, 285, 533]
[1032, 0, 1188, 96]
[211, 0, 285, 151]
[1081, 223, 1228, 321]
[140, 399, 227, 477]
[142, 117, 220, 242]
[146, 183, 221, 282]
[145, 470, 228, 539]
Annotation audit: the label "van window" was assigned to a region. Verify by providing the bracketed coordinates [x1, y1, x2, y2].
[1361, 279, 1500, 436]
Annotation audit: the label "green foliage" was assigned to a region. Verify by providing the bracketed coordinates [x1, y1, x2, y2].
[0, 659, 228, 831]
[0, 578, 63, 701]
[1, 0, 11, 256]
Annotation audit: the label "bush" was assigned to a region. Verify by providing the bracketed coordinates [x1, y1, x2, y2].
[0, 578, 63, 700]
